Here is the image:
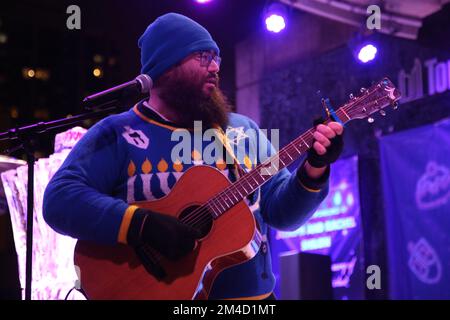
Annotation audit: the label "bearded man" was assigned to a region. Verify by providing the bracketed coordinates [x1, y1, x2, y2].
[43, 13, 344, 300]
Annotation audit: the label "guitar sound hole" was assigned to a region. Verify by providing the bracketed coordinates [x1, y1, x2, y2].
[179, 205, 213, 238]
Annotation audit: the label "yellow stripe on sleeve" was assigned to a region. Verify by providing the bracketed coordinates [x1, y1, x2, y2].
[117, 205, 139, 244]
[297, 178, 322, 193]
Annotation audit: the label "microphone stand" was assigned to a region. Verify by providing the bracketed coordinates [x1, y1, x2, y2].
[0, 100, 134, 300]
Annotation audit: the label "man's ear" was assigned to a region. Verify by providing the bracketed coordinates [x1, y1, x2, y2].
[154, 68, 176, 88]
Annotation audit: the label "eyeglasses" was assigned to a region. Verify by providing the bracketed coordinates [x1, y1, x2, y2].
[196, 51, 222, 68]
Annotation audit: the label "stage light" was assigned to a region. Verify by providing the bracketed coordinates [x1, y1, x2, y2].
[108, 57, 117, 66]
[194, 0, 213, 4]
[264, 2, 287, 33]
[265, 14, 286, 33]
[22, 68, 35, 79]
[35, 69, 50, 81]
[357, 44, 378, 63]
[0, 32, 7, 44]
[348, 31, 379, 64]
[10, 106, 19, 119]
[93, 67, 103, 78]
[93, 54, 104, 63]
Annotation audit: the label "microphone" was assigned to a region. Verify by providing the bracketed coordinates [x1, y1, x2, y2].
[83, 74, 153, 110]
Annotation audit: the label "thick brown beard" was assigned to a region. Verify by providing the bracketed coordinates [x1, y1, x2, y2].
[155, 68, 230, 129]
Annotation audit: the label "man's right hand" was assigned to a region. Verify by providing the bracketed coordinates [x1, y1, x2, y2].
[127, 209, 202, 261]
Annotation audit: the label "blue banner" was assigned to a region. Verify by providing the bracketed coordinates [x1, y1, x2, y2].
[270, 156, 365, 299]
[380, 118, 450, 299]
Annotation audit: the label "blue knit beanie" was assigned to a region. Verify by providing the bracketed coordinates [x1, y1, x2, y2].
[138, 13, 220, 81]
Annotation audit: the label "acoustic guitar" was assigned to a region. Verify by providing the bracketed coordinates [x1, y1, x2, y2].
[74, 77, 401, 299]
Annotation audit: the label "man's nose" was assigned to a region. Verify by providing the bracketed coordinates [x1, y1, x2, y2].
[207, 59, 220, 73]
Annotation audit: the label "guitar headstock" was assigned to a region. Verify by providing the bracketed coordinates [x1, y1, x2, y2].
[342, 78, 402, 122]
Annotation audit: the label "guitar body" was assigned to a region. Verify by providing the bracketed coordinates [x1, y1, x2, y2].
[74, 165, 261, 300]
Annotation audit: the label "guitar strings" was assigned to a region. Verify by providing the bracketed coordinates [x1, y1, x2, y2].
[157, 101, 395, 267]
[178, 103, 363, 229]
[178, 98, 380, 230]
[179, 130, 314, 228]
[181, 128, 321, 230]
[178, 130, 317, 229]
[171, 86, 389, 227]
[143, 88, 394, 264]
[152, 105, 391, 266]
[141, 121, 321, 265]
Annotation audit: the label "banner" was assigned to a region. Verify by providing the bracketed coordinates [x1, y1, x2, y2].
[380, 118, 450, 299]
[270, 156, 365, 299]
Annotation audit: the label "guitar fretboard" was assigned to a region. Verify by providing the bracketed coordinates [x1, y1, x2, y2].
[206, 108, 349, 218]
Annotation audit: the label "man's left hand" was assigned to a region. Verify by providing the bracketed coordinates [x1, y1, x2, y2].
[305, 121, 344, 179]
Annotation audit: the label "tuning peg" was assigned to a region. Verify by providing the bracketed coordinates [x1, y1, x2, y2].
[368, 117, 374, 123]
[360, 87, 367, 93]
[392, 101, 399, 110]
[380, 110, 386, 116]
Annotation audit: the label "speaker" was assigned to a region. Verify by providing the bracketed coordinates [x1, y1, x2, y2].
[280, 252, 333, 300]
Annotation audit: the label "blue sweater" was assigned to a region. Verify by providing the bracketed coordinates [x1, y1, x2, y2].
[43, 100, 329, 299]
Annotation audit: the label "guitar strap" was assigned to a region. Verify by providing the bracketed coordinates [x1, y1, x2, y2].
[213, 127, 263, 231]
[214, 127, 247, 179]
[214, 128, 265, 269]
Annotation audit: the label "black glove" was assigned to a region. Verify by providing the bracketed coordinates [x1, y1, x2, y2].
[127, 208, 202, 261]
[307, 118, 344, 168]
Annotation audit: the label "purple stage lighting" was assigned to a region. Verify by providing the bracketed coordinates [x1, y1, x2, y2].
[264, 2, 287, 33]
[357, 44, 378, 63]
[265, 14, 286, 33]
[195, 0, 213, 3]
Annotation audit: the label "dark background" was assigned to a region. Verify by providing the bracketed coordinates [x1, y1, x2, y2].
[0, 0, 270, 157]
[0, 1, 448, 158]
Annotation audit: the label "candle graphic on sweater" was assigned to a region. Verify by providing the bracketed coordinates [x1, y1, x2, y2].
[216, 158, 229, 178]
[140, 158, 155, 200]
[127, 160, 136, 203]
[192, 149, 203, 166]
[157, 158, 170, 196]
[172, 160, 184, 182]
[244, 155, 253, 171]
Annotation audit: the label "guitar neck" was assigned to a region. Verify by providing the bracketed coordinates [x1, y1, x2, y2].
[206, 108, 350, 218]
[206, 77, 402, 218]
